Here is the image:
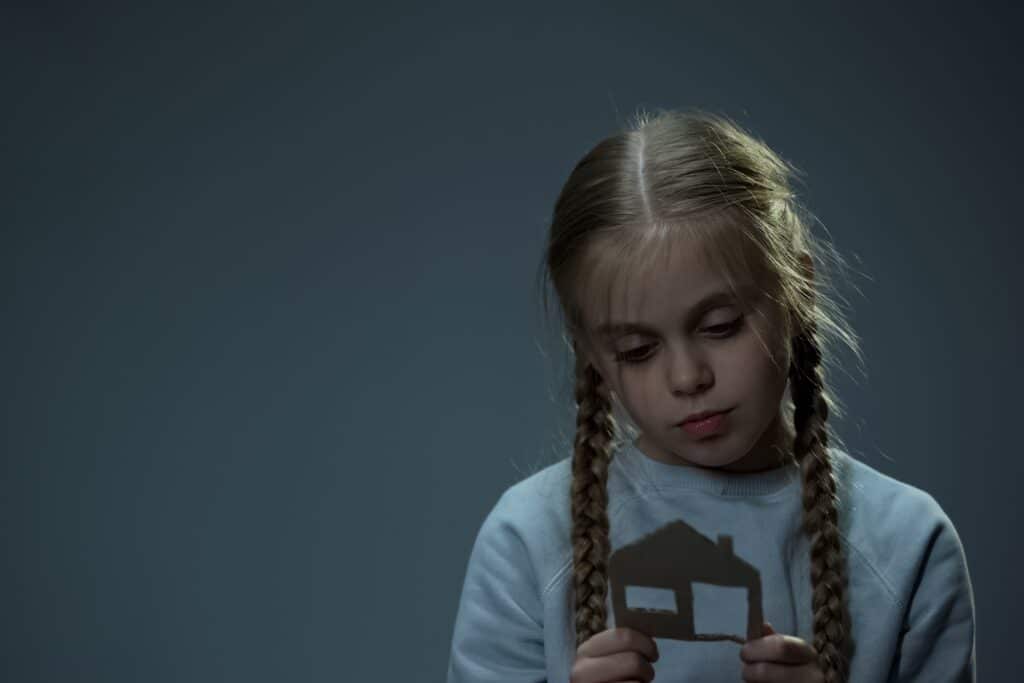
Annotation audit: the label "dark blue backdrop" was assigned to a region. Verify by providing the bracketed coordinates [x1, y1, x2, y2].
[3, 3, 1018, 680]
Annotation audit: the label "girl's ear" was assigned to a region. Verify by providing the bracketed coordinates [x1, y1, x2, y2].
[573, 336, 599, 371]
[579, 345, 613, 389]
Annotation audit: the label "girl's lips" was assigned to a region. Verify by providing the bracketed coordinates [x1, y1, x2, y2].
[678, 408, 730, 425]
[679, 410, 730, 437]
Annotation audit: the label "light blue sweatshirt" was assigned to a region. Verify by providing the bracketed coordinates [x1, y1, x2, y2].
[446, 441, 976, 682]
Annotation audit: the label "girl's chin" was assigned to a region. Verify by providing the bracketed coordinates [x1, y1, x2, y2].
[639, 432, 747, 469]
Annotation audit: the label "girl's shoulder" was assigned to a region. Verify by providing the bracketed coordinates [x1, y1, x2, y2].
[831, 447, 970, 599]
[494, 454, 575, 536]
[463, 455, 575, 596]
[831, 446, 951, 526]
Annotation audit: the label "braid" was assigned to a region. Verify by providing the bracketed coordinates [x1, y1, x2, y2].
[570, 353, 618, 648]
[790, 325, 852, 682]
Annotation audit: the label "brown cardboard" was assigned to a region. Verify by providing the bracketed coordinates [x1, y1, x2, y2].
[609, 520, 762, 644]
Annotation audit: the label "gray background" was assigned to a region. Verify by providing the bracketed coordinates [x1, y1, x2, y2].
[3, 2, 1018, 681]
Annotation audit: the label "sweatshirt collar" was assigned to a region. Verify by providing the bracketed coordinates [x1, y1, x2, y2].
[617, 438, 803, 497]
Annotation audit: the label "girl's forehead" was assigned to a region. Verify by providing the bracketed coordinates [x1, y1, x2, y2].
[581, 232, 740, 317]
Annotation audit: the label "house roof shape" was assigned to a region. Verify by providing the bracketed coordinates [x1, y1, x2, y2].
[608, 519, 763, 643]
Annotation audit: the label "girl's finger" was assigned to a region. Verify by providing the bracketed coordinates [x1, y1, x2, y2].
[575, 627, 658, 662]
[741, 661, 823, 683]
[740, 632, 817, 664]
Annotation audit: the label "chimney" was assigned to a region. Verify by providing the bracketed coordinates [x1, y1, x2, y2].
[717, 535, 733, 555]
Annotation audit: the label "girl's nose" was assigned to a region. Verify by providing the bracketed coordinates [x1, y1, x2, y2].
[668, 345, 713, 395]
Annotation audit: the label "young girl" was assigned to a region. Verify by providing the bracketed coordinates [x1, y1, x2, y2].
[445, 109, 976, 682]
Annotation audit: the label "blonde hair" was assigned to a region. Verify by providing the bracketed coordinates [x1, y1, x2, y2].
[536, 108, 865, 682]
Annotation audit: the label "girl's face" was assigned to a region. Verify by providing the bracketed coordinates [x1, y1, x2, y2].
[579, 234, 795, 473]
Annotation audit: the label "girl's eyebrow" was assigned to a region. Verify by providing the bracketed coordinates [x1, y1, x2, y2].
[595, 286, 755, 338]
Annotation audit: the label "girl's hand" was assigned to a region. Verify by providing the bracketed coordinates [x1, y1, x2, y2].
[739, 622, 824, 683]
[572, 627, 659, 683]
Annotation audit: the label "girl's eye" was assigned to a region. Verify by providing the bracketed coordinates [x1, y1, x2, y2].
[705, 318, 743, 336]
[613, 318, 743, 364]
[615, 346, 654, 364]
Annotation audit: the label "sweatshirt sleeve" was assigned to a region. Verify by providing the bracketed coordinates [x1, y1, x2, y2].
[446, 491, 548, 683]
[890, 497, 976, 682]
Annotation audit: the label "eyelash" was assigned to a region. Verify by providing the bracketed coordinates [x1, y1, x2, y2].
[613, 318, 744, 364]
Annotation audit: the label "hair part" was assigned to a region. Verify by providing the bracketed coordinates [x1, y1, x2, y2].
[536, 107, 865, 682]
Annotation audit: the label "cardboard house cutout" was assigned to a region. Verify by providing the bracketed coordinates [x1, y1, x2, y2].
[609, 520, 762, 644]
